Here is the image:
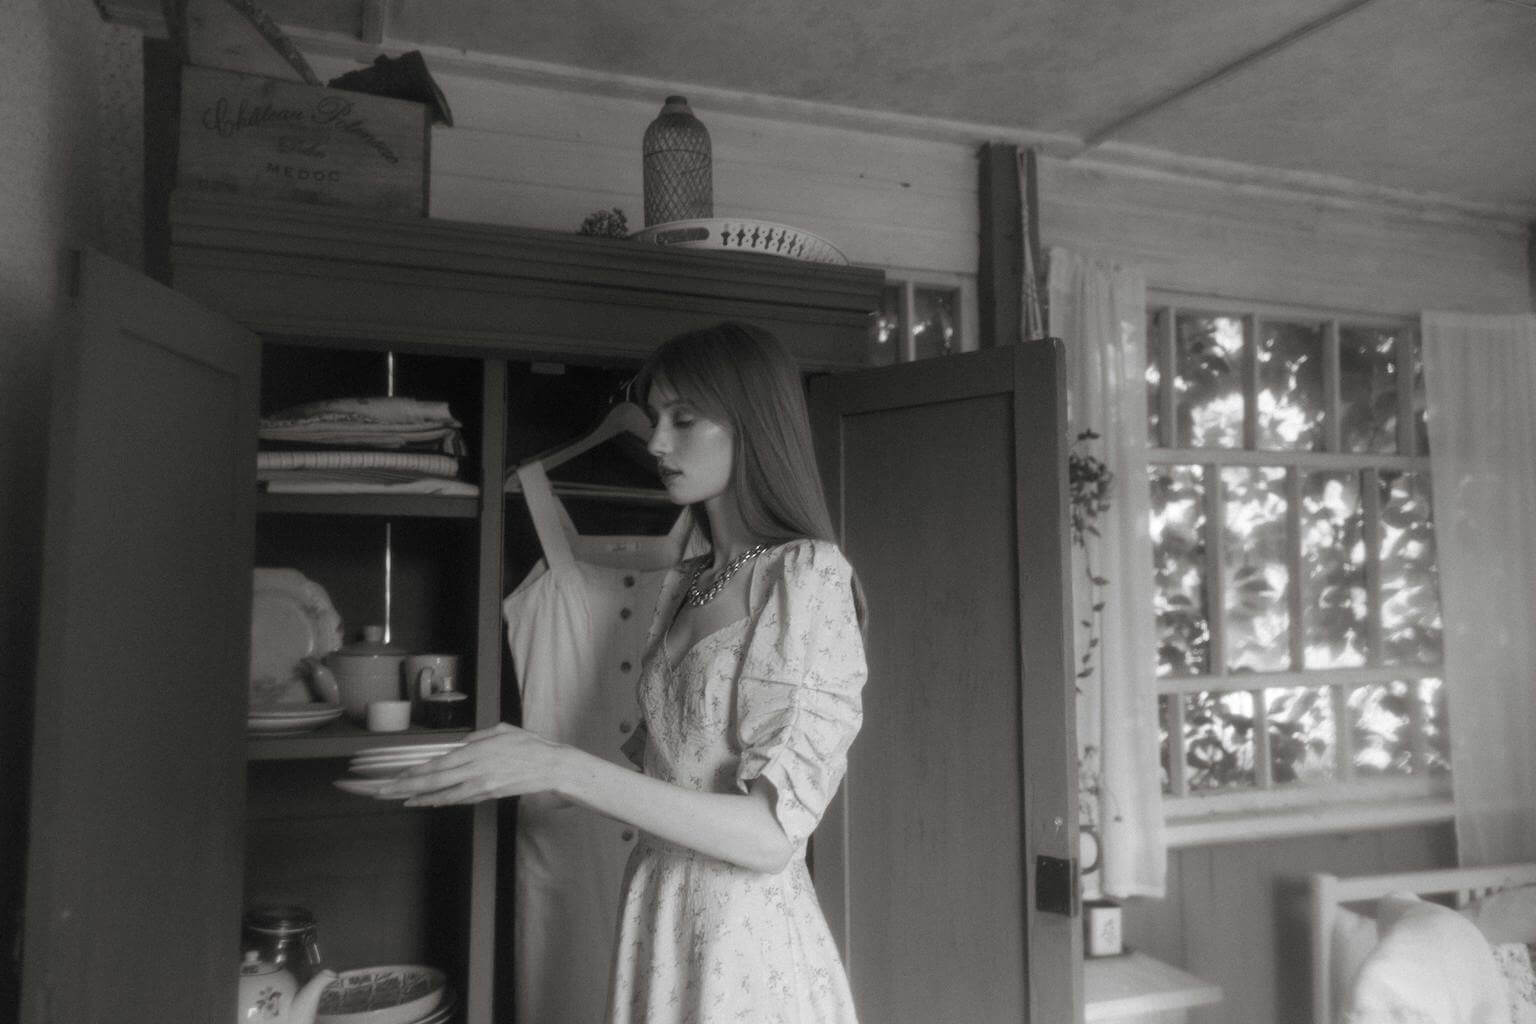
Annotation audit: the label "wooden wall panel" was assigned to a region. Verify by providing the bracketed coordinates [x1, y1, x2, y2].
[1037, 155, 1531, 317]
[1123, 822, 1457, 1024]
[298, 57, 980, 277]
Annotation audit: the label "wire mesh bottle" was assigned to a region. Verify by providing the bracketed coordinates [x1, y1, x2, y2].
[642, 95, 713, 226]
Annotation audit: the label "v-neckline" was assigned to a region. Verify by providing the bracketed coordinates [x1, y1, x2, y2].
[661, 615, 748, 675]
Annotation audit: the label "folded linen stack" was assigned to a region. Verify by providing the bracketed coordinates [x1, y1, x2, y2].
[258, 396, 480, 496]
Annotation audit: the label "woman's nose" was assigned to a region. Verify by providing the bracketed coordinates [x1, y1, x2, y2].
[647, 425, 669, 457]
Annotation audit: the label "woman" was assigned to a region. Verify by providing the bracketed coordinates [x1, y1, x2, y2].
[381, 321, 867, 1023]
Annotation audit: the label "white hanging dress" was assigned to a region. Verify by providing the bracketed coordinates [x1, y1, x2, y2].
[504, 461, 696, 1024]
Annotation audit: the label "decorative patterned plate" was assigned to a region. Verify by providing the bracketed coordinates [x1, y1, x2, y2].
[250, 568, 343, 705]
[315, 964, 448, 1024]
[630, 218, 848, 265]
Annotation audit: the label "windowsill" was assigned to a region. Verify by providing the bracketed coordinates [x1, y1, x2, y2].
[1084, 951, 1223, 1021]
[1164, 795, 1455, 848]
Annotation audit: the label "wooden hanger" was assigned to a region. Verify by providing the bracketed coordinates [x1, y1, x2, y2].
[506, 401, 656, 493]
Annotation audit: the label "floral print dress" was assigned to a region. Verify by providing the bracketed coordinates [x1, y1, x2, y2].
[606, 539, 867, 1024]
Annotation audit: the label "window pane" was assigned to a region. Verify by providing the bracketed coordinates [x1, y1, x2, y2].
[1176, 313, 1245, 448]
[1348, 681, 1414, 776]
[1302, 471, 1368, 668]
[1184, 690, 1257, 791]
[1223, 466, 1290, 672]
[1147, 309, 1164, 444]
[1379, 471, 1443, 666]
[1257, 320, 1324, 451]
[1340, 325, 1400, 454]
[912, 286, 958, 360]
[1267, 685, 1337, 784]
[871, 284, 902, 367]
[1420, 676, 1450, 775]
[1151, 465, 1210, 676]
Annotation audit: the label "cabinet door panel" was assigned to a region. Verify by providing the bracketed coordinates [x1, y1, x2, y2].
[809, 342, 1080, 1024]
[24, 251, 259, 1024]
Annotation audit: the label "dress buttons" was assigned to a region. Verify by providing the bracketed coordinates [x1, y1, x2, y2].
[623, 575, 636, 588]
[619, 720, 633, 733]
[619, 607, 632, 619]
[621, 829, 635, 841]
[620, 661, 632, 673]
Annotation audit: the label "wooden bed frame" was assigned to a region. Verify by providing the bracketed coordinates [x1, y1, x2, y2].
[1309, 862, 1536, 1024]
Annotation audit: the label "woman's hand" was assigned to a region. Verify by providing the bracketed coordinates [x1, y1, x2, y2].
[377, 722, 570, 807]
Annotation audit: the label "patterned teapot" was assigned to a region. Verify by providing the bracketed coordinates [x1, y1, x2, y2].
[238, 951, 335, 1024]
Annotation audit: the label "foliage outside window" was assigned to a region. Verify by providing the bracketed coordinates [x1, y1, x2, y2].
[1146, 300, 1449, 818]
[873, 280, 965, 363]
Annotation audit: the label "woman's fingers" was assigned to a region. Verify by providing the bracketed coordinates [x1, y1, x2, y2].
[376, 725, 558, 804]
[379, 761, 478, 797]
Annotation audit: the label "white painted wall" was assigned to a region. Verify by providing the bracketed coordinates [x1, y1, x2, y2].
[300, 51, 1530, 323]
[1039, 153, 1531, 317]
[300, 54, 980, 285]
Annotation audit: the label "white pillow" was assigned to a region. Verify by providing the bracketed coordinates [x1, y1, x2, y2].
[1332, 904, 1381, 1016]
[1344, 893, 1512, 1024]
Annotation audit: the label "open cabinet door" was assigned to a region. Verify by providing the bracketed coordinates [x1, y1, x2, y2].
[23, 251, 260, 1023]
[809, 341, 1082, 1024]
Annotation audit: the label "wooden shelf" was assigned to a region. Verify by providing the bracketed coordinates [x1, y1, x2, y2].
[247, 720, 472, 760]
[256, 491, 480, 518]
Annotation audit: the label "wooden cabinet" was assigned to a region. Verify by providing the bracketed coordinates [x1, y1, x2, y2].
[26, 196, 1079, 1024]
[25, 199, 882, 1024]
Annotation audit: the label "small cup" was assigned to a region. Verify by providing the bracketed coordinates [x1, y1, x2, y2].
[366, 700, 412, 733]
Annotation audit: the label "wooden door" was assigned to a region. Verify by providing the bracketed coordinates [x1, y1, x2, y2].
[809, 341, 1082, 1023]
[23, 250, 260, 1023]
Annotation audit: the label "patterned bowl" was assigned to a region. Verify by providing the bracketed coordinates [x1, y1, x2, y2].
[630, 218, 848, 265]
[315, 965, 447, 1024]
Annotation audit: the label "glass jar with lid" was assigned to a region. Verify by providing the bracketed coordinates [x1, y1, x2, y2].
[242, 905, 324, 984]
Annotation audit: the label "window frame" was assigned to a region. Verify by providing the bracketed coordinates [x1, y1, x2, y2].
[875, 273, 978, 362]
[1145, 291, 1451, 842]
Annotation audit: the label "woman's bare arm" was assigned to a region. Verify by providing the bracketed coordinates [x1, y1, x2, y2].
[377, 723, 794, 874]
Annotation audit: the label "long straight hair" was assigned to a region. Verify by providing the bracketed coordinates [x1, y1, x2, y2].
[635, 321, 837, 549]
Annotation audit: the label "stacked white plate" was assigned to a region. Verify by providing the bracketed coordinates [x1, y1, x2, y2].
[248, 702, 343, 735]
[333, 741, 464, 797]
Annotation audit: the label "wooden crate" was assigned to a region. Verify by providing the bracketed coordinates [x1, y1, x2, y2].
[177, 65, 429, 216]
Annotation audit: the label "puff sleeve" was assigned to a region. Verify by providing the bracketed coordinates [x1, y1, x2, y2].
[734, 539, 867, 847]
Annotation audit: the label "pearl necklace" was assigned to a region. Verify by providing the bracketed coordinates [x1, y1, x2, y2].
[682, 544, 771, 607]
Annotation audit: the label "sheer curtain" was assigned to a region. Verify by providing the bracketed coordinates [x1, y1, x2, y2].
[1421, 312, 1536, 866]
[1048, 248, 1166, 898]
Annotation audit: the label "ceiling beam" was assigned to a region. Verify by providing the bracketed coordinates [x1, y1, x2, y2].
[1076, 0, 1383, 153]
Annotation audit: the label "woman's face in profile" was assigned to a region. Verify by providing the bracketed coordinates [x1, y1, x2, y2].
[646, 377, 734, 506]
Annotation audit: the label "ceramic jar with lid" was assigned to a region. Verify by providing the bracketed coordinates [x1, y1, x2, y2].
[304, 626, 408, 723]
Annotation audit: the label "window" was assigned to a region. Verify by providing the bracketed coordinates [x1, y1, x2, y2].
[1146, 297, 1450, 824]
[872, 277, 975, 363]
